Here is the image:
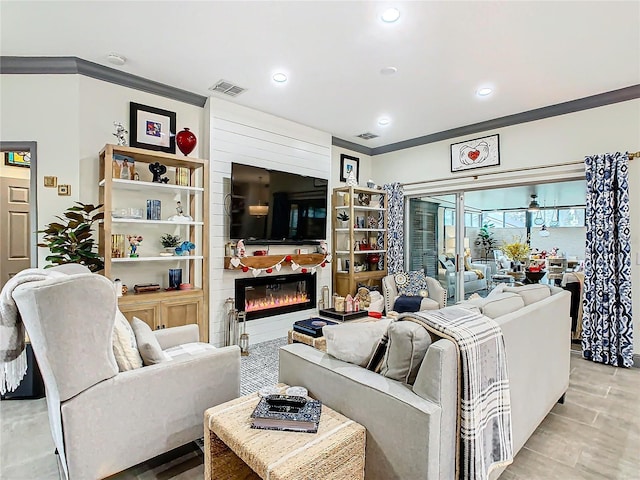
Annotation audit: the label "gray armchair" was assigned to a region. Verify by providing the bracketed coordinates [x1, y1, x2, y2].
[12, 267, 240, 479]
[382, 273, 447, 314]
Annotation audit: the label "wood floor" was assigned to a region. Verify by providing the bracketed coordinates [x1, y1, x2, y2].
[1, 353, 638, 479]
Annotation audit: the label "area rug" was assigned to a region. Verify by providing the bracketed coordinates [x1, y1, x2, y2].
[195, 337, 287, 452]
[240, 337, 287, 395]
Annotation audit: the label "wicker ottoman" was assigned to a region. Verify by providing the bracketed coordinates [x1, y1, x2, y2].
[204, 384, 365, 480]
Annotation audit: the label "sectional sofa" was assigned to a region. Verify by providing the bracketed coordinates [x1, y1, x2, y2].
[279, 284, 571, 480]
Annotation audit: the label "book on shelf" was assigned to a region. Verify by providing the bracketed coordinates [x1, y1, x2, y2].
[176, 167, 190, 186]
[146, 199, 161, 220]
[250, 394, 321, 433]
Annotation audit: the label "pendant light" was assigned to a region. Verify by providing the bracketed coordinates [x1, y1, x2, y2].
[539, 224, 550, 237]
[527, 194, 540, 212]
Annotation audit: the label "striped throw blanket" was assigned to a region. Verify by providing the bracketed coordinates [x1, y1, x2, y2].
[399, 307, 513, 480]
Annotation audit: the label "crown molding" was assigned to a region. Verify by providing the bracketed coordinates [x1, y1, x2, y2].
[0, 56, 207, 107]
[369, 85, 640, 156]
[3, 57, 637, 153]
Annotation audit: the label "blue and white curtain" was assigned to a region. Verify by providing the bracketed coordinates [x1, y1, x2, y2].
[381, 182, 404, 274]
[582, 152, 634, 367]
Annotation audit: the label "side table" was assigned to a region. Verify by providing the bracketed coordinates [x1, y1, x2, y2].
[204, 384, 366, 480]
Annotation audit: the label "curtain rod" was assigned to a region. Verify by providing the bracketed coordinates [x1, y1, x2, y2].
[401, 150, 639, 187]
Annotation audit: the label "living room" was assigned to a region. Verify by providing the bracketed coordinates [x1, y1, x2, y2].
[1, 2, 639, 479]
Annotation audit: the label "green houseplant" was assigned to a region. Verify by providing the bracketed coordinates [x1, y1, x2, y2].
[474, 222, 497, 262]
[38, 202, 104, 272]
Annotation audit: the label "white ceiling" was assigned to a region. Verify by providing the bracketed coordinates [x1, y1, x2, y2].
[1, 1, 638, 149]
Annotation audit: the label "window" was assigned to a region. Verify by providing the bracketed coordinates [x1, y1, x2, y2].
[443, 208, 455, 226]
[482, 211, 504, 228]
[504, 210, 526, 228]
[465, 212, 481, 227]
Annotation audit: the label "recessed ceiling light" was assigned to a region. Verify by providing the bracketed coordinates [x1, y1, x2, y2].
[381, 8, 400, 23]
[272, 73, 288, 83]
[476, 87, 493, 97]
[378, 117, 391, 126]
[107, 53, 126, 66]
[380, 66, 398, 75]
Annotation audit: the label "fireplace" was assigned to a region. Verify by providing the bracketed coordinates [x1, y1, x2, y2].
[235, 273, 316, 320]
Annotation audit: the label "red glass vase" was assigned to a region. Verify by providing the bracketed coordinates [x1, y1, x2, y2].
[176, 128, 197, 156]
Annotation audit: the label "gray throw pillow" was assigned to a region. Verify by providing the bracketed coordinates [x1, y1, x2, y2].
[381, 321, 432, 384]
[131, 317, 169, 365]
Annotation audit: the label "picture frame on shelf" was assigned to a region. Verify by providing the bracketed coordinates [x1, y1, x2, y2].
[112, 154, 135, 180]
[450, 134, 500, 173]
[339, 154, 359, 183]
[129, 102, 176, 154]
[4, 151, 30, 168]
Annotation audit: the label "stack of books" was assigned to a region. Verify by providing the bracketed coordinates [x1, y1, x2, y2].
[176, 167, 190, 186]
[293, 318, 338, 338]
[146, 199, 161, 220]
[251, 394, 321, 433]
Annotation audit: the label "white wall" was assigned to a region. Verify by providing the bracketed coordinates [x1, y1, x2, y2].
[208, 98, 332, 346]
[373, 99, 640, 353]
[331, 146, 373, 188]
[0, 73, 205, 273]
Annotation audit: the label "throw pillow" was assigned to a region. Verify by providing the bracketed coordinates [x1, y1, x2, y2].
[395, 271, 429, 297]
[112, 311, 143, 371]
[131, 317, 170, 365]
[381, 321, 432, 384]
[323, 319, 392, 367]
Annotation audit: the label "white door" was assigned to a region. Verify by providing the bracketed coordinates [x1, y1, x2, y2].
[0, 176, 30, 289]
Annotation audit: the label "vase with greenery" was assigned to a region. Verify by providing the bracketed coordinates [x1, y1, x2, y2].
[503, 237, 531, 271]
[38, 202, 104, 272]
[160, 233, 181, 254]
[474, 222, 497, 262]
[337, 211, 350, 228]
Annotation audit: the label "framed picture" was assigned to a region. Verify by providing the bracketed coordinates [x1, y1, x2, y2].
[129, 102, 176, 154]
[450, 134, 500, 172]
[112, 154, 135, 180]
[4, 151, 30, 168]
[340, 154, 359, 183]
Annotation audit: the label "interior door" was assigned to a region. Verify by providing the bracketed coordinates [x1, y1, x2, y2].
[0, 177, 30, 289]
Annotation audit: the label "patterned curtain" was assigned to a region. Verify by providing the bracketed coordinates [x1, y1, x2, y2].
[582, 152, 634, 367]
[380, 182, 404, 274]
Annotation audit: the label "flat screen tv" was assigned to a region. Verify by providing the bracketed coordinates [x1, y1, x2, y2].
[230, 163, 328, 244]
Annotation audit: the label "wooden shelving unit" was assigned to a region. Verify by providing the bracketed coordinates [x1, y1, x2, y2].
[331, 186, 388, 296]
[98, 144, 209, 340]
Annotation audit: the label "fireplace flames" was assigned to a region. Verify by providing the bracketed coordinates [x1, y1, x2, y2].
[245, 292, 309, 312]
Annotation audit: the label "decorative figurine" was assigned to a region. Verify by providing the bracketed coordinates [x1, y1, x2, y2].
[149, 162, 168, 183]
[236, 239, 246, 257]
[167, 201, 193, 222]
[126, 234, 143, 257]
[175, 241, 195, 256]
[113, 122, 128, 146]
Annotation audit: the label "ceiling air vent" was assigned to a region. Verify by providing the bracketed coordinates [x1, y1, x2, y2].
[356, 132, 379, 140]
[209, 80, 247, 97]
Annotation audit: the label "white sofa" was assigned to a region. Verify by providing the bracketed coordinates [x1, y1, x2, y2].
[279, 285, 571, 480]
[438, 255, 489, 297]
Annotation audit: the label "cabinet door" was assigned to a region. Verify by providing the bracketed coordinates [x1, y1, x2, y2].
[118, 302, 160, 330]
[160, 296, 205, 340]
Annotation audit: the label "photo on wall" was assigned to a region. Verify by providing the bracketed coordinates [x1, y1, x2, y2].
[450, 134, 500, 172]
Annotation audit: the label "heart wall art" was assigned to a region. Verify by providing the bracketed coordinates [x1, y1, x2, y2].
[450, 134, 500, 173]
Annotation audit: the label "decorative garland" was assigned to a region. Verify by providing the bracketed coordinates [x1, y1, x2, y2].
[229, 253, 332, 277]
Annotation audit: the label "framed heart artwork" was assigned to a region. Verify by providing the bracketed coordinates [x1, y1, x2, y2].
[450, 134, 500, 172]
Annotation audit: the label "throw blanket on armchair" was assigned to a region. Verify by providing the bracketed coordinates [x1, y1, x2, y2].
[0, 268, 64, 394]
[399, 307, 513, 480]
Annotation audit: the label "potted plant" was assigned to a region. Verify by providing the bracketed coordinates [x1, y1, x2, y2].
[503, 237, 531, 271]
[337, 211, 349, 228]
[474, 222, 497, 262]
[160, 233, 181, 255]
[38, 202, 104, 272]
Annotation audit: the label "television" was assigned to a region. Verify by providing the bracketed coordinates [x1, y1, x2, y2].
[230, 163, 328, 244]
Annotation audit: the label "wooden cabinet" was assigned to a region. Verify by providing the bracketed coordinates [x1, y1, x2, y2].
[98, 144, 209, 341]
[331, 186, 388, 296]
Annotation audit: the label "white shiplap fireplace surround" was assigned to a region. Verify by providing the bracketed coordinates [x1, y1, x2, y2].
[208, 98, 333, 346]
